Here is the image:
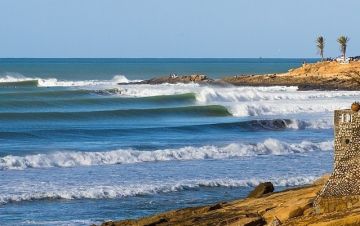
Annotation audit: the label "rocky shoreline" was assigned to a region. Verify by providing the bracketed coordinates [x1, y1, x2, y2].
[101, 62, 360, 226]
[101, 175, 360, 226]
[122, 61, 360, 91]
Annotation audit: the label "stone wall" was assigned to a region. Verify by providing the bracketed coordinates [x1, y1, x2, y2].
[315, 109, 360, 213]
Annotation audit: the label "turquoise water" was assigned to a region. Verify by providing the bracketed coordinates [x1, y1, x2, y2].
[0, 58, 356, 226]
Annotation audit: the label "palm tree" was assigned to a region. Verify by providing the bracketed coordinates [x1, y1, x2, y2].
[316, 36, 325, 61]
[337, 36, 349, 61]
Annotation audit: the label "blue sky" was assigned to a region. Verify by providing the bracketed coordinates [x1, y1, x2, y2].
[0, 0, 359, 58]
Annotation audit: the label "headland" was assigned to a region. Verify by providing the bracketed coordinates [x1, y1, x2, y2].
[129, 61, 360, 91]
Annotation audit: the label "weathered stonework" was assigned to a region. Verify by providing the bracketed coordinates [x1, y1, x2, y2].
[315, 109, 360, 213]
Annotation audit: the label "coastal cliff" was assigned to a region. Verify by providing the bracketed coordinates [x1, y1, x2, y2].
[102, 175, 360, 226]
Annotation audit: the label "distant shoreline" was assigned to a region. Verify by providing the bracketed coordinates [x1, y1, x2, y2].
[127, 61, 360, 91]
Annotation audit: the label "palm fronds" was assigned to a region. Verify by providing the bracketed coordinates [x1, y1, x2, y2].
[316, 36, 325, 61]
[337, 36, 349, 60]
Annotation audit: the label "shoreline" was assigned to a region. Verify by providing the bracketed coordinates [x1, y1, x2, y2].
[123, 61, 360, 91]
[102, 62, 360, 226]
[101, 175, 360, 226]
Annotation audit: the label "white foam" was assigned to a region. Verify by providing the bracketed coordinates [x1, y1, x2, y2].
[3, 75, 360, 117]
[287, 119, 333, 130]
[21, 220, 95, 226]
[0, 139, 332, 170]
[0, 176, 318, 205]
[192, 86, 360, 117]
[0, 75, 139, 87]
[116, 85, 360, 101]
[0, 75, 36, 83]
[117, 83, 200, 97]
[195, 86, 360, 103]
[112, 75, 129, 83]
[227, 100, 354, 117]
[110, 85, 360, 116]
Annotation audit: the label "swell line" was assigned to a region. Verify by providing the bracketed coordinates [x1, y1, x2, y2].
[0, 105, 231, 121]
[0, 93, 196, 112]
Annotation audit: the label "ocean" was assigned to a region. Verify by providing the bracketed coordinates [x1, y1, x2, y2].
[0, 58, 357, 226]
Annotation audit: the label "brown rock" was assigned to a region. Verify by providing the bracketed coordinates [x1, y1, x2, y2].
[144, 218, 168, 226]
[102, 175, 360, 226]
[208, 203, 223, 211]
[247, 182, 274, 198]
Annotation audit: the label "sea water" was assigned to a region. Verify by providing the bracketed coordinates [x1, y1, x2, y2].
[0, 58, 356, 226]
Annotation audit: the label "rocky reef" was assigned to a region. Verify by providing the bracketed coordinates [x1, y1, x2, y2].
[131, 74, 213, 85]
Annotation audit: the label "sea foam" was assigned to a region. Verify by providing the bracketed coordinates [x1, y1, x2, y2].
[0, 75, 137, 87]
[0, 176, 318, 204]
[0, 139, 333, 170]
[111, 85, 360, 116]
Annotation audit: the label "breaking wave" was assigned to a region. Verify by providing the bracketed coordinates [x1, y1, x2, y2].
[93, 85, 360, 117]
[0, 75, 138, 87]
[0, 139, 333, 170]
[0, 176, 318, 204]
[227, 101, 350, 117]
[195, 86, 360, 103]
[194, 87, 360, 117]
[98, 84, 360, 102]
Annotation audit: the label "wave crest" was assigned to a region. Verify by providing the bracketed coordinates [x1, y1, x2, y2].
[196, 86, 360, 103]
[0, 139, 333, 170]
[0, 176, 318, 204]
[0, 75, 138, 87]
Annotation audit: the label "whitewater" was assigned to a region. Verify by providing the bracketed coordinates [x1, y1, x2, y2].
[0, 58, 357, 226]
[0, 139, 333, 170]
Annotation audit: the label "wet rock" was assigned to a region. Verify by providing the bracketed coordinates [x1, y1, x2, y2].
[131, 74, 213, 85]
[247, 182, 274, 198]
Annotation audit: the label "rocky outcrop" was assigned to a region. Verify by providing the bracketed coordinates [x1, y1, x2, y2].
[101, 175, 360, 226]
[222, 61, 360, 91]
[125, 74, 213, 85]
[121, 61, 360, 91]
[247, 182, 274, 198]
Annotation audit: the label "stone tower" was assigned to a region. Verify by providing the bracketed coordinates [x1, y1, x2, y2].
[315, 109, 360, 213]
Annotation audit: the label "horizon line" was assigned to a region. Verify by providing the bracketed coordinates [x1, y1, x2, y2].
[0, 57, 320, 59]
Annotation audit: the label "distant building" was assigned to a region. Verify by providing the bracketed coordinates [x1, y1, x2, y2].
[315, 106, 360, 213]
[336, 56, 350, 64]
